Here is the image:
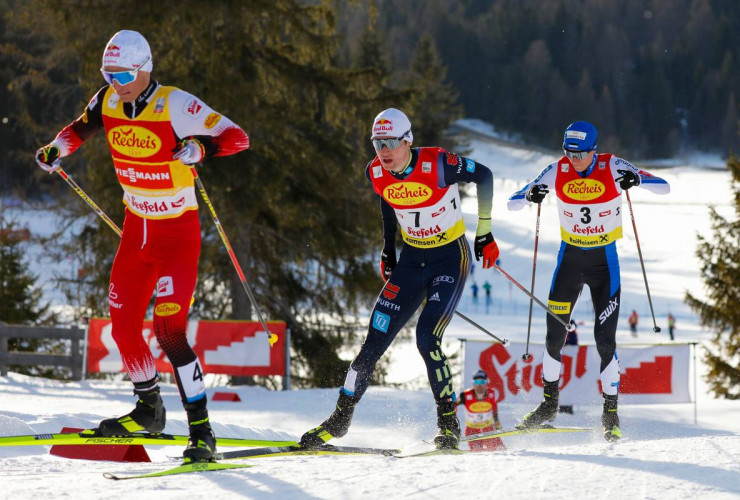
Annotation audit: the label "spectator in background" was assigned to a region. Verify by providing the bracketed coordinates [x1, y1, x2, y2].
[457, 370, 505, 452]
[628, 310, 639, 337]
[482, 281, 492, 304]
[667, 313, 676, 341]
[471, 282, 479, 304]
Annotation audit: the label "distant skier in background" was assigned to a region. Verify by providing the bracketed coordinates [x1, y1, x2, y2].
[34, 30, 249, 462]
[300, 108, 498, 451]
[482, 280, 492, 304]
[628, 310, 639, 337]
[667, 313, 676, 340]
[507, 121, 670, 442]
[457, 370, 505, 452]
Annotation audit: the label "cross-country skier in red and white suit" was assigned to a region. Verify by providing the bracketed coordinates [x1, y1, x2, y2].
[34, 30, 249, 463]
[458, 370, 505, 451]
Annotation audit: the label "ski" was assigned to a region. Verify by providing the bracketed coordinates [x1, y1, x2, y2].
[394, 445, 468, 458]
[103, 461, 256, 480]
[209, 443, 400, 461]
[394, 426, 591, 457]
[462, 425, 591, 443]
[0, 429, 297, 448]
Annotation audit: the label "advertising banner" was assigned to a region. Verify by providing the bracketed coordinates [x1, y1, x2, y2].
[463, 340, 691, 404]
[87, 318, 286, 376]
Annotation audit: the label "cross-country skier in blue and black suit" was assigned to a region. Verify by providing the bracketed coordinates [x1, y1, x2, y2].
[300, 108, 498, 450]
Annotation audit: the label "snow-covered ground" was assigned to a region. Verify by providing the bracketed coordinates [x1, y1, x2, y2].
[1, 122, 739, 499]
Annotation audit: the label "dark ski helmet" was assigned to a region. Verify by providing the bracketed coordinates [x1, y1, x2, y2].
[563, 121, 598, 152]
[472, 369, 488, 382]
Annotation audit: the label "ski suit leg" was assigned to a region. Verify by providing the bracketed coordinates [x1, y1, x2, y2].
[109, 211, 159, 384]
[544, 242, 584, 381]
[342, 248, 426, 398]
[586, 243, 621, 396]
[415, 237, 471, 402]
[148, 210, 205, 403]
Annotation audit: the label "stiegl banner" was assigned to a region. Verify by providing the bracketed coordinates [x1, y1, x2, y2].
[462, 340, 691, 405]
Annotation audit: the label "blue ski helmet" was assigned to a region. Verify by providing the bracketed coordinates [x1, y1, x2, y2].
[473, 369, 488, 382]
[563, 121, 598, 152]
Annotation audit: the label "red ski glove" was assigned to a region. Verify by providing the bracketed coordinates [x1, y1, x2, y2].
[474, 233, 499, 269]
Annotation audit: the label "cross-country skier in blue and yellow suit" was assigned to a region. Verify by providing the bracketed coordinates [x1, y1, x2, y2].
[300, 108, 499, 450]
[507, 121, 669, 442]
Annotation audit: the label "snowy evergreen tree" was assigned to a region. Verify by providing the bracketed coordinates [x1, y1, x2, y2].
[686, 155, 740, 399]
[0, 214, 63, 378]
[0, 216, 47, 325]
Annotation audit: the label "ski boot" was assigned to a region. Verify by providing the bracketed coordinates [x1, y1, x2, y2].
[433, 398, 460, 450]
[98, 384, 166, 436]
[517, 379, 559, 429]
[183, 399, 217, 463]
[602, 393, 622, 442]
[299, 391, 360, 448]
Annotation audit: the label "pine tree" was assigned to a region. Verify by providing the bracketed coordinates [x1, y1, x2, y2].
[0, 214, 61, 377]
[685, 155, 740, 399]
[0, 0, 83, 197]
[403, 34, 462, 150]
[0, 217, 47, 324]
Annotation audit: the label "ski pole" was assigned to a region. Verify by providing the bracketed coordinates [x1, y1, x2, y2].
[522, 203, 542, 361]
[190, 166, 278, 346]
[625, 190, 661, 333]
[455, 310, 508, 345]
[56, 168, 122, 237]
[492, 264, 574, 332]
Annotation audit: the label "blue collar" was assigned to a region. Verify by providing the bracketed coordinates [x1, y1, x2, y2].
[577, 155, 598, 177]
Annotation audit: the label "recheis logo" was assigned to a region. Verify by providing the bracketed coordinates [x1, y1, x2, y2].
[108, 126, 162, 158]
[562, 179, 605, 201]
[204, 113, 222, 129]
[469, 401, 493, 412]
[154, 302, 181, 317]
[383, 182, 432, 206]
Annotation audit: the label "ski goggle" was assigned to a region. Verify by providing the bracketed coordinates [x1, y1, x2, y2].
[473, 379, 487, 385]
[372, 130, 411, 151]
[101, 57, 150, 86]
[564, 149, 592, 160]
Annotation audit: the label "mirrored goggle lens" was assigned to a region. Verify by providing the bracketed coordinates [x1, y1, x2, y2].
[372, 138, 403, 150]
[564, 149, 590, 160]
[473, 379, 487, 385]
[101, 69, 138, 86]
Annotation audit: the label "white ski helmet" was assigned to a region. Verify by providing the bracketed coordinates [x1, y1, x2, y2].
[371, 108, 413, 143]
[102, 30, 153, 72]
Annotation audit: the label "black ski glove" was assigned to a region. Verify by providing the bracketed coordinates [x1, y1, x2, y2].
[526, 184, 548, 204]
[616, 169, 640, 190]
[380, 247, 397, 281]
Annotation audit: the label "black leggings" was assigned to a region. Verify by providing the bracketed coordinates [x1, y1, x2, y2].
[343, 237, 471, 402]
[547, 242, 621, 373]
